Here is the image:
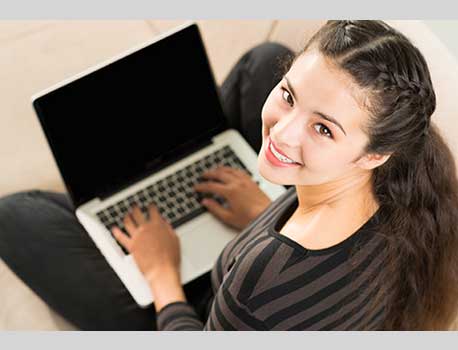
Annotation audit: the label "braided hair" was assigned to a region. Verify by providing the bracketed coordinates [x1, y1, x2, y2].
[281, 20, 458, 330]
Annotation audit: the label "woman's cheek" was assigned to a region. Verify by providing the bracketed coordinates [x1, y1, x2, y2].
[261, 94, 281, 125]
[301, 142, 336, 172]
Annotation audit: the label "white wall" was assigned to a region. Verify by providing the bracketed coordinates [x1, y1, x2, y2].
[423, 20, 458, 61]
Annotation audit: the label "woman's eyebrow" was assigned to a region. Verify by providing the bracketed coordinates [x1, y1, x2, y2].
[284, 76, 347, 136]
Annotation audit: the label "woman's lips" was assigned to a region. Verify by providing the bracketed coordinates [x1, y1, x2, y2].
[265, 138, 303, 168]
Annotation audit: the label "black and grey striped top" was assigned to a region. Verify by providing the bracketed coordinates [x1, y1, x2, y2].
[157, 187, 387, 330]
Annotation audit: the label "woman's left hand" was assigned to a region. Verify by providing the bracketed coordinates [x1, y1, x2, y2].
[111, 204, 181, 285]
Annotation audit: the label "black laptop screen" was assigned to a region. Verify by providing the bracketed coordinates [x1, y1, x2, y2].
[33, 24, 227, 207]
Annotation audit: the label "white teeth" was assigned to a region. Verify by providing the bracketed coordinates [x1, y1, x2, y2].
[269, 142, 296, 164]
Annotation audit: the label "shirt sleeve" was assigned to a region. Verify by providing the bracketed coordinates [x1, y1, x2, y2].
[156, 301, 204, 331]
[156, 287, 267, 331]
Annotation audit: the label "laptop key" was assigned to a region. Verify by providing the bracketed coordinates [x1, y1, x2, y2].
[119, 205, 128, 214]
[176, 206, 185, 214]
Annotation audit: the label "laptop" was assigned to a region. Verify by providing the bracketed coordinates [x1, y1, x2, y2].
[31, 21, 286, 307]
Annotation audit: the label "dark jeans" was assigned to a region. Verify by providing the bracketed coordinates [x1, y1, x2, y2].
[0, 42, 294, 330]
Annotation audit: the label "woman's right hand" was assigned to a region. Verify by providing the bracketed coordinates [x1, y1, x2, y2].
[193, 166, 272, 231]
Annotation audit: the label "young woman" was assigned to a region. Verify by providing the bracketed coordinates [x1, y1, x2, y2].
[1, 20, 457, 331]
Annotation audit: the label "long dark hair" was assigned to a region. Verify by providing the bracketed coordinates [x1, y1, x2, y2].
[280, 20, 458, 330]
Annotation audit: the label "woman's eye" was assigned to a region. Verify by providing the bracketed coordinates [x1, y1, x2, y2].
[281, 87, 294, 107]
[314, 123, 333, 139]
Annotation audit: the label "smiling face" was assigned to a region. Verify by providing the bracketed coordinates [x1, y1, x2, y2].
[258, 49, 374, 186]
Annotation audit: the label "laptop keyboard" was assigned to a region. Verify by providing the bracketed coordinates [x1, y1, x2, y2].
[96, 145, 250, 254]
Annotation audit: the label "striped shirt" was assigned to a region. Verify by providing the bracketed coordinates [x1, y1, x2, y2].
[157, 187, 387, 330]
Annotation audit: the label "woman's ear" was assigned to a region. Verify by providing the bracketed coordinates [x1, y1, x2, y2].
[354, 152, 391, 170]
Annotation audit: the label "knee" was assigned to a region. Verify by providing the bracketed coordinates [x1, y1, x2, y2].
[242, 42, 295, 72]
[0, 190, 42, 232]
[0, 190, 41, 209]
[0, 190, 35, 210]
[250, 42, 294, 59]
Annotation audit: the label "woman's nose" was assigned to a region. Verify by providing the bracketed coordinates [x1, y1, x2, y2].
[273, 112, 304, 147]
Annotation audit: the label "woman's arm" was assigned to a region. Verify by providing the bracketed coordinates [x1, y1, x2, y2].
[148, 266, 186, 313]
